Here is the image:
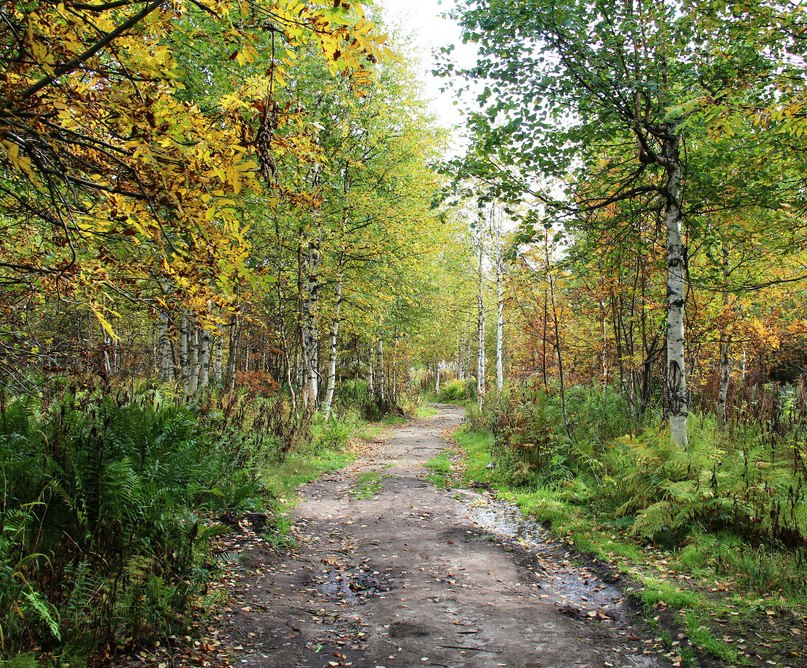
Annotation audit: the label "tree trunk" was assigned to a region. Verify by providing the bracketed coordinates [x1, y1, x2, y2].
[545, 227, 568, 432]
[179, 315, 190, 394]
[198, 327, 210, 390]
[477, 242, 486, 411]
[322, 272, 343, 419]
[302, 239, 321, 410]
[225, 314, 239, 392]
[717, 245, 731, 427]
[496, 254, 504, 393]
[368, 343, 375, 395]
[392, 331, 399, 401]
[187, 325, 199, 395]
[213, 335, 223, 385]
[376, 336, 385, 402]
[663, 128, 688, 448]
[158, 313, 173, 382]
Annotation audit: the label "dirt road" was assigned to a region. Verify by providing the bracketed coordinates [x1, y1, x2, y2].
[218, 405, 668, 668]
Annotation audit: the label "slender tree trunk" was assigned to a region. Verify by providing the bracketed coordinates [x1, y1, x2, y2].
[188, 325, 199, 395]
[158, 313, 173, 382]
[599, 299, 608, 388]
[477, 242, 486, 411]
[717, 245, 731, 427]
[322, 272, 343, 419]
[496, 255, 504, 393]
[213, 336, 223, 385]
[179, 315, 191, 394]
[198, 327, 210, 390]
[368, 343, 375, 395]
[376, 335, 385, 402]
[545, 227, 568, 431]
[435, 364, 441, 394]
[302, 239, 321, 410]
[392, 331, 399, 401]
[663, 127, 688, 447]
[225, 314, 239, 392]
[541, 288, 549, 390]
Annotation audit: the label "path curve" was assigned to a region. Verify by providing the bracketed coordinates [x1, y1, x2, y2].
[219, 405, 668, 668]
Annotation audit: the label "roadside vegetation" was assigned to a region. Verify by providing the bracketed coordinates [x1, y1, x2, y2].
[435, 384, 805, 667]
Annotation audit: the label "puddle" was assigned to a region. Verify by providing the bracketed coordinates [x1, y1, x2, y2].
[457, 489, 632, 626]
[317, 566, 393, 603]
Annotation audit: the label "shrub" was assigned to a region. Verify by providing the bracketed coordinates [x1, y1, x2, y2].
[0, 387, 272, 662]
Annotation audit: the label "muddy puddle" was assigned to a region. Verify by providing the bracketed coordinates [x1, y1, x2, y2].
[317, 564, 394, 603]
[456, 489, 634, 627]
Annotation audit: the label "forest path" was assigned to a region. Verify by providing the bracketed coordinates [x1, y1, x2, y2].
[218, 405, 669, 668]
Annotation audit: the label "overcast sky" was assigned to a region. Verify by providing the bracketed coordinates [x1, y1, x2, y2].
[378, 0, 477, 137]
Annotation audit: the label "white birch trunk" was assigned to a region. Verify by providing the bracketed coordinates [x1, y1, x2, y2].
[717, 246, 731, 427]
[477, 243, 486, 410]
[663, 128, 688, 447]
[496, 257, 504, 393]
[322, 273, 343, 419]
[302, 240, 321, 409]
[377, 336, 385, 402]
[368, 344, 375, 395]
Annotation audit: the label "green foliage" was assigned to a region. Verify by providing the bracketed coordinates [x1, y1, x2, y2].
[425, 449, 456, 489]
[349, 471, 385, 500]
[473, 384, 806, 553]
[0, 387, 279, 662]
[436, 379, 473, 403]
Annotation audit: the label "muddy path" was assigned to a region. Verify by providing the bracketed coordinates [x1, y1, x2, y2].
[218, 405, 670, 668]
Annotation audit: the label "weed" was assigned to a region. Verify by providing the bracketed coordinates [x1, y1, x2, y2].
[349, 471, 385, 499]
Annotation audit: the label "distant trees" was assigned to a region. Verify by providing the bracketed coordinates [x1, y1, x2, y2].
[444, 0, 807, 443]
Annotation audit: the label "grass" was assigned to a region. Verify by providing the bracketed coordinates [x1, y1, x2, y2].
[349, 470, 386, 499]
[259, 410, 403, 546]
[448, 424, 806, 667]
[425, 448, 455, 488]
[415, 404, 439, 418]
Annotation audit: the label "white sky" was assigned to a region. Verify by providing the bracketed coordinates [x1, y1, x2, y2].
[377, 0, 477, 139]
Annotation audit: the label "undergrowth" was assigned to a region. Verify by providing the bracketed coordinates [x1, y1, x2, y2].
[450, 381, 807, 666]
[0, 382, 389, 664]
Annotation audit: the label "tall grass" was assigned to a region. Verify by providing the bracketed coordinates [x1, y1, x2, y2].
[473, 381, 806, 593]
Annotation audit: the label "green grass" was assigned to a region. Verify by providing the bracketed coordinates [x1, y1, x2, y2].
[262, 447, 355, 503]
[449, 424, 804, 667]
[349, 470, 385, 499]
[425, 448, 455, 488]
[415, 404, 439, 418]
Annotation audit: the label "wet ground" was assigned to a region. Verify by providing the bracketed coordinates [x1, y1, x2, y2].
[217, 405, 670, 668]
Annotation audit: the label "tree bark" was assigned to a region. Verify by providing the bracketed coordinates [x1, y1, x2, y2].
[376, 335, 385, 402]
[717, 245, 731, 427]
[496, 251, 505, 393]
[545, 226, 568, 432]
[187, 325, 199, 395]
[158, 313, 173, 382]
[198, 327, 210, 390]
[302, 239, 321, 410]
[477, 240, 487, 411]
[662, 127, 688, 447]
[179, 315, 190, 394]
[225, 314, 239, 392]
[213, 335, 223, 385]
[322, 272, 343, 419]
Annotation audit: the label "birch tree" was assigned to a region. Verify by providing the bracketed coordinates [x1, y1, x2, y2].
[446, 0, 806, 446]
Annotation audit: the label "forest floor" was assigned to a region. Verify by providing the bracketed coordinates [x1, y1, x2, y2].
[158, 404, 676, 668]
